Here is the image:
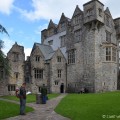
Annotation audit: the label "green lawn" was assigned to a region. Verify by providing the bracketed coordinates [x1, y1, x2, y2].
[55, 91, 120, 120]
[0, 100, 34, 120]
[1, 94, 60, 103]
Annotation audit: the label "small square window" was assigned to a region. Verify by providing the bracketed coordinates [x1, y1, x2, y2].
[57, 56, 61, 62]
[55, 81, 59, 85]
[48, 40, 53, 45]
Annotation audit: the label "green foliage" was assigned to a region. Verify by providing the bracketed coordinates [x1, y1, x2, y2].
[0, 50, 11, 77]
[0, 100, 34, 119]
[55, 91, 120, 120]
[0, 24, 9, 36]
[0, 24, 10, 79]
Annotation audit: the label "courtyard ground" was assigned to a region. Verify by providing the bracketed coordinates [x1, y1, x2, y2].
[0, 94, 69, 120]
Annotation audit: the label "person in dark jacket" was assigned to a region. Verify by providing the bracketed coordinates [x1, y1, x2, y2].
[41, 85, 47, 104]
[19, 83, 26, 115]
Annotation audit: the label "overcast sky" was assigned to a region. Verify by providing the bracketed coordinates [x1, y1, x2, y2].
[0, 0, 120, 58]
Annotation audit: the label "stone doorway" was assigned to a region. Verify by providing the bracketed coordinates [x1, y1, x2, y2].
[60, 83, 64, 93]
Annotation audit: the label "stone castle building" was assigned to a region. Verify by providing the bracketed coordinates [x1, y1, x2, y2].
[0, 0, 120, 95]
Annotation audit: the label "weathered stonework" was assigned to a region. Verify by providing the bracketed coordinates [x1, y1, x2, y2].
[0, 0, 119, 95]
[7, 42, 25, 95]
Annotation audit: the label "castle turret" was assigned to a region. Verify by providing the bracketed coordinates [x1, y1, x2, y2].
[83, 0, 104, 25]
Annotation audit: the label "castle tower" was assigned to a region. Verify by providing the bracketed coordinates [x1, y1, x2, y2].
[83, 0, 104, 25]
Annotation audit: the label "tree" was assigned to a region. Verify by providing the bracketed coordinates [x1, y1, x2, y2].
[0, 24, 10, 80]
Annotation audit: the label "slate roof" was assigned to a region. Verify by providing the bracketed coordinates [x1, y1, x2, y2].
[35, 43, 55, 60]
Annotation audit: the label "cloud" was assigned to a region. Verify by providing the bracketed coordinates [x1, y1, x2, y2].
[35, 24, 48, 35]
[2, 37, 14, 55]
[16, 0, 112, 21]
[0, 0, 15, 15]
[24, 48, 32, 60]
[16, 0, 89, 21]
[2, 37, 32, 60]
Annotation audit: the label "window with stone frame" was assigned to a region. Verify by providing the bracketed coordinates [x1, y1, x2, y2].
[74, 15, 81, 25]
[34, 68, 43, 79]
[106, 47, 111, 61]
[58, 69, 62, 78]
[99, 8, 102, 17]
[68, 49, 76, 64]
[57, 56, 62, 62]
[74, 29, 82, 42]
[35, 55, 40, 62]
[60, 35, 66, 47]
[0, 67, 4, 79]
[106, 47, 116, 62]
[112, 47, 117, 62]
[106, 15, 110, 27]
[13, 52, 19, 62]
[60, 22, 66, 31]
[8, 84, 16, 91]
[48, 40, 53, 45]
[106, 31, 111, 42]
[14, 72, 19, 79]
[55, 81, 59, 85]
[86, 8, 93, 16]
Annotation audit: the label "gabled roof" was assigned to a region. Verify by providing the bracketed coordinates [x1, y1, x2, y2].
[48, 19, 57, 29]
[32, 43, 54, 60]
[72, 5, 83, 18]
[58, 13, 71, 25]
[104, 7, 112, 17]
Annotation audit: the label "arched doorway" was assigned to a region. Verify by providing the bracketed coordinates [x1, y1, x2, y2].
[60, 83, 64, 93]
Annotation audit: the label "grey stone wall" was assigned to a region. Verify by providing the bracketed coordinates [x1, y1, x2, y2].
[50, 49, 66, 93]
[7, 43, 25, 95]
[30, 46, 48, 94]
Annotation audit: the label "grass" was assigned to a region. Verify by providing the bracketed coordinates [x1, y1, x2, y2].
[0, 100, 34, 120]
[1, 93, 60, 103]
[55, 91, 120, 120]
